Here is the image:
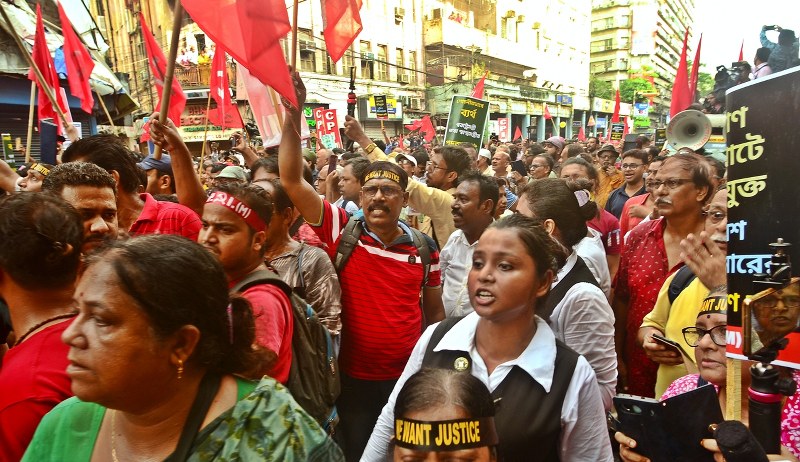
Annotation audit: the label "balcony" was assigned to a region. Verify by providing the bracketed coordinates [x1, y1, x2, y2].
[174, 63, 238, 89]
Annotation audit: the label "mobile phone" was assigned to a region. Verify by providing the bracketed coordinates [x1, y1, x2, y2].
[328, 153, 339, 171]
[229, 135, 238, 149]
[651, 333, 687, 357]
[511, 159, 527, 177]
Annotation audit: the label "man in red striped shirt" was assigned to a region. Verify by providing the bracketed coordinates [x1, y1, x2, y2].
[279, 72, 444, 461]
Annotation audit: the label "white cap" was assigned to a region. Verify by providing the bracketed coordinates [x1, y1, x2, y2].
[478, 148, 491, 160]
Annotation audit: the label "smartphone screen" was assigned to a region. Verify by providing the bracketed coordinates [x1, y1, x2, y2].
[328, 154, 339, 171]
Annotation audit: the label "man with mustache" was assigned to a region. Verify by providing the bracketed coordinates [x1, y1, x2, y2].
[613, 153, 713, 397]
[638, 186, 727, 398]
[41, 162, 119, 255]
[595, 144, 624, 210]
[440, 172, 498, 317]
[279, 71, 444, 461]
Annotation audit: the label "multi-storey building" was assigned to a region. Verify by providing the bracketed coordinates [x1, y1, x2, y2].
[422, 0, 593, 142]
[590, 0, 696, 128]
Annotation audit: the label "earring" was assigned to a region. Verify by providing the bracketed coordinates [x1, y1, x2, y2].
[177, 359, 184, 380]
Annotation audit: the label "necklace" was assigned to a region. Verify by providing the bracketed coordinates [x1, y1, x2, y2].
[13, 313, 76, 347]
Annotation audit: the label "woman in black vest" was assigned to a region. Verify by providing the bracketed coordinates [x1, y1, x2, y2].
[362, 215, 612, 462]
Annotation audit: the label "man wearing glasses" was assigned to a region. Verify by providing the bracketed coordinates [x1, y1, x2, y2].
[278, 71, 444, 460]
[613, 153, 715, 398]
[638, 186, 727, 398]
[605, 149, 649, 219]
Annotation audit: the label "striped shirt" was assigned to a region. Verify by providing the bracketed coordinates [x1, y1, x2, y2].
[311, 200, 441, 380]
[129, 193, 202, 241]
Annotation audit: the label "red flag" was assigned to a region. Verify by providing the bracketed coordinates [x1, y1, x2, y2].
[404, 119, 423, 131]
[513, 126, 522, 141]
[577, 126, 586, 141]
[209, 46, 244, 129]
[689, 34, 702, 99]
[611, 90, 621, 123]
[28, 4, 67, 132]
[471, 71, 488, 99]
[543, 103, 552, 120]
[420, 115, 436, 142]
[670, 30, 691, 118]
[622, 116, 630, 138]
[322, 0, 363, 62]
[738, 40, 744, 62]
[140, 13, 186, 126]
[181, 0, 297, 107]
[57, 2, 95, 114]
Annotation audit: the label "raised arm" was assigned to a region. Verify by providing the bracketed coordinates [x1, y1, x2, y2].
[231, 132, 259, 168]
[0, 159, 18, 192]
[278, 71, 324, 225]
[149, 115, 207, 216]
[344, 116, 388, 162]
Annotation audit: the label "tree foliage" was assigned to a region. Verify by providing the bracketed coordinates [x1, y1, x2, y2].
[619, 78, 657, 103]
[696, 71, 714, 97]
[589, 76, 613, 99]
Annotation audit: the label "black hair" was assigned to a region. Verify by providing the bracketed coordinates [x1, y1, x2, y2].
[342, 156, 371, 184]
[534, 154, 555, 173]
[0, 193, 83, 290]
[395, 368, 496, 420]
[707, 157, 726, 180]
[756, 47, 771, 62]
[436, 146, 471, 183]
[458, 171, 500, 214]
[61, 135, 142, 194]
[586, 136, 599, 144]
[621, 149, 649, 164]
[457, 142, 477, 152]
[411, 148, 429, 165]
[210, 182, 274, 233]
[526, 143, 546, 156]
[373, 139, 387, 152]
[779, 29, 796, 46]
[301, 162, 314, 186]
[211, 163, 227, 174]
[265, 178, 293, 212]
[647, 146, 661, 161]
[519, 178, 594, 248]
[362, 160, 409, 190]
[659, 152, 715, 204]
[85, 235, 259, 376]
[635, 135, 651, 149]
[332, 147, 346, 155]
[42, 162, 117, 196]
[251, 157, 278, 179]
[507, 144, 519, 161]
[561, 157, 599, 183]
[565, 143, 585, 158]
[490, 214, 566, 284]
[340, 152, 360, 162]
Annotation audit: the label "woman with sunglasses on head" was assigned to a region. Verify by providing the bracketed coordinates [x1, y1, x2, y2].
[617, 291, 800, 462]
[363, 214, 612, 462]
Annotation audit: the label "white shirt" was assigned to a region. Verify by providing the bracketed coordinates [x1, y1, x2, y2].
[550, 252, 618, 411]
[361, 313, 613, 462]
[574, 228, 612, 300]
[439, 229, 477, 317]
[333, 196, 360, 215]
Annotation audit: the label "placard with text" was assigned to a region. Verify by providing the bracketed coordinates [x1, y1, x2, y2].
[444, 96, 489, 148]
[313, 108, 343, 149]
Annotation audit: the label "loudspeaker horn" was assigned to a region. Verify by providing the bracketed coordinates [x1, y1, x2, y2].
[666, 110, 712, 151]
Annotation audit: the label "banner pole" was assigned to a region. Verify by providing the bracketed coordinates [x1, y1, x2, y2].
[152, 2, 183, 159]
[25, 82, 35, 162]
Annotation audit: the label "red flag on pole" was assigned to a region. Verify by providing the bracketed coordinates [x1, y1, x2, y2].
[140, 13, 186, 126]
[738, 40, 744, 61]
[611, 89, 621, 123]
[543, 103, 552, 120]
[28, 4, 67, 132]
[689, 34, 702, 99]
[57, 2, 95, 114]
[420, 115, 436, 142]
[404, 119, 423, 131]
[471, 71, 488, 99]
[321, 0, 363, 63]
[209, 46, 244, 129]
[670, 30, 691, 118]
[181, 0, 297, 107]
[513, 126, 522, 141]
[577, 126, 586, 141]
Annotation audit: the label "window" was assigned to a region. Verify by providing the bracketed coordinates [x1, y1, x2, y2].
[376, 45, 388, 80]
[300, 49, 316, 72]
[409, 51, 418, 85]
[396, 48, 408, 83]
[342, 47, 355, 74]
[360, 41, 373, 79]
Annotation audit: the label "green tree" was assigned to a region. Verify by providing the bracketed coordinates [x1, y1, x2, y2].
[589, 76, 613, 99]
[696, 71, 714, 97]
[619, 78, 657, 103]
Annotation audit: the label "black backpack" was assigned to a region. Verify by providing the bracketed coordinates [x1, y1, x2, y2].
[232, 269, 340, 433]
[667, 265, 697, 305]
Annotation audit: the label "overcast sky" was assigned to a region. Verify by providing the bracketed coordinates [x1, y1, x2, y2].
[693, 0, 799, 72]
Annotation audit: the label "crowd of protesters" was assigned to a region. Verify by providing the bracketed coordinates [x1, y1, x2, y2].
[1, 37, 799, 460]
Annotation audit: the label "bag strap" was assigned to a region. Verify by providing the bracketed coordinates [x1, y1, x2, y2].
[296, 242, 306, 293]
[668, 265, 696, 305]
[166, 373, 222, 461]
[334, 216, 362, 273]
[288, 216, 304, 237]
[231, 269, 291, 298]
[539, 256, 599, 322]
[409, 227, 431, 287]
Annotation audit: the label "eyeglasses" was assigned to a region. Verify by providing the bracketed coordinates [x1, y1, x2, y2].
[701, 208, 727, 224]
[362, 185, 403, 198]
[426, 161, 448, 171]
[754, 294, 800, 309]
[650, 178, 693, 190]
[529, 164, 546, 170]
[621, 163, 644, 170]
[682, 325, 727, 347]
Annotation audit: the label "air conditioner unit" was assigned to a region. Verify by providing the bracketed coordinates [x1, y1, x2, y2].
[299, 40, 314, 52]
[97, 15, 108, 34]
[397, 74, 410, 84]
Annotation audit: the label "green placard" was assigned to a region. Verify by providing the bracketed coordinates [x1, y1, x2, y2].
[444, 96, 490, 148]
[1, 134, 14, 169]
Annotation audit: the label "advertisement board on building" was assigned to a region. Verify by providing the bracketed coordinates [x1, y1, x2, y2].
[725, 68, 800, 368]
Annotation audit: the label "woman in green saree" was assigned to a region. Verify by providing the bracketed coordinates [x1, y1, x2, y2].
[23, 234, 342, 461]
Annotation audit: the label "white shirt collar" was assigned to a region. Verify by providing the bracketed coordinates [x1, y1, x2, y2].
[432, 312, 558, 392]
[552, 251, 578, 288]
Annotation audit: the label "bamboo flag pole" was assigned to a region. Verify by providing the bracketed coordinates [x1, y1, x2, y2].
[291, 0, 299, 71]
[0, 4, 71, 129]
[25, 82, 35, 162]
[96, 93, 115, 127]
[198, 91, 213, 175]
[152, 2, 184, 159]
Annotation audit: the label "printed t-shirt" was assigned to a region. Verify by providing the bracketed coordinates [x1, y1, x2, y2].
[587, 209, 621, 256]
[129, 193, 202, 241]
[311, 200, 441, 380]
[0, 320, 72, 462]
